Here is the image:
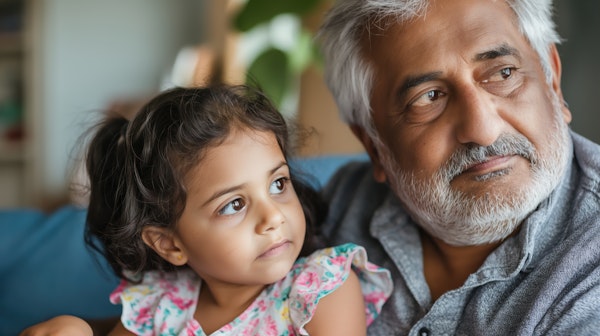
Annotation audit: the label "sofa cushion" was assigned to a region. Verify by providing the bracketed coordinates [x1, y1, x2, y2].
[0, 206, 121, 335]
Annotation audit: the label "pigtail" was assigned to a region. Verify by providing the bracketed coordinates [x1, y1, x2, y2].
[84, 115, 133, 278]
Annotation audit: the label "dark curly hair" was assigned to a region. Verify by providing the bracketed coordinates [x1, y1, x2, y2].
[84, 84, 326, 281]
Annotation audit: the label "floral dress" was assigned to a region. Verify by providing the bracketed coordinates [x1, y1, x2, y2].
[110, 243, 393, 335]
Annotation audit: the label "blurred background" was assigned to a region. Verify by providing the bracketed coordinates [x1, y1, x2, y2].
[0, 0, 598, 209]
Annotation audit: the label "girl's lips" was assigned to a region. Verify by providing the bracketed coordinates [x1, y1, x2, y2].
[258, 240, 291, 258]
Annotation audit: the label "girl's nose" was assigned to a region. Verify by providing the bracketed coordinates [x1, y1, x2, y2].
[255, 199, 285, 234]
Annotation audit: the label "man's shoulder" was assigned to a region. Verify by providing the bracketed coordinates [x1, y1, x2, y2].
[322, 160, 389, 208]
[320, 160, 392, 246]
[572, 132, 600, 187]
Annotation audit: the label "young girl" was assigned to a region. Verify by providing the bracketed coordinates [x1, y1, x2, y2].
[24, 85, 392, 335]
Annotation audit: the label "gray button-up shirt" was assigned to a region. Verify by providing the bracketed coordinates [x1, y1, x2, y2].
[322, 132, 600, 335]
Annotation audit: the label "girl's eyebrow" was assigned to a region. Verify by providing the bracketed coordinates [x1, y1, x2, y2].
[202, 184, 244, 207]
[271, 161, 289, 175]
[201, 161, 289, 206]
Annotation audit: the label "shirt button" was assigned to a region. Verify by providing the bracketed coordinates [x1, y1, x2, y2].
[418, 327, 431, 336]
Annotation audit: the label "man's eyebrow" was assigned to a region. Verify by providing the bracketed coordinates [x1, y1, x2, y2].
[473, 43, 520, 62]
[398, 71, 443, 100]
[395, 45, 519, 101]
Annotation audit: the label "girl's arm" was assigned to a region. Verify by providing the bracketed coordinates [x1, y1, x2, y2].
[19, 316, 124, 336]
[19, 315, 93, 336]
[303, 270, 367, 336]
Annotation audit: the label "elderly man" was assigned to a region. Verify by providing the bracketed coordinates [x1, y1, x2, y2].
[318, 0, 600, 335]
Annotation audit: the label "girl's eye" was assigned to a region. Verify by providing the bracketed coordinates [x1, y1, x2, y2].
[269, 177, 288, 195]
[218, 198, 246, 215]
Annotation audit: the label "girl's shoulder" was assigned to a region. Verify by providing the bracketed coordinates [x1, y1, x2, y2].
[290, 243, 392, 288]
[110, 269, 200, 335]
[282, 243, 393, 332]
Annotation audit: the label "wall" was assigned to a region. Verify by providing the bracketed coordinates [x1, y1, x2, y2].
[6, 0, 599, 207]
[25, 0, 204, 204]
[555, 0, 600, 144]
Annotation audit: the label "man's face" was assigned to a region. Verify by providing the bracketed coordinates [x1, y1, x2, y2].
[360, 0, 572, 245]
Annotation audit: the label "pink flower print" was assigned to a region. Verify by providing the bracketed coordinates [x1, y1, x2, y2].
[186, 320, 203, 336]
[244, 317, 260, 334]
[363, 291, 388, 325]
[185, 280, 196, 292]
[159, 323, 168, 333]
[166, 292, 195, 311]
[115, 280, 128, 292]
[271, 288, 281, 299]
[257, 298, 268, 312]
[364, 261, 381, 272]
[329, 255, 348, 268]
[159, 278, 181, 294]
[239, 299, 261, 320]
[262, 316, 279, 336]
[364, 290, 387, 305]
[238, 308, 250, 320]
[134, 306, 153, 327]
[321, 279, 339, 292]
[109, 280, 128, 303]
[296, 271, 321, 291]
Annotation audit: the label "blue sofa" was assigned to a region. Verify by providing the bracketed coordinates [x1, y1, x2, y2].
[0, 154, 368, 335]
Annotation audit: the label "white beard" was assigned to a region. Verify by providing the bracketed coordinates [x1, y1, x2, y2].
[377, 94, 571, 246]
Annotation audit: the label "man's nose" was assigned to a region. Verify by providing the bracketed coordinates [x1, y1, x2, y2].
[453, 86, 504, 147]
[255, 198, 285, 234]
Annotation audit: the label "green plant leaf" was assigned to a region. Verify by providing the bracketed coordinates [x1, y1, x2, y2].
[288, 29, 317, 74]
[246, 48, 290, 108]
[233, 0, 321, 32]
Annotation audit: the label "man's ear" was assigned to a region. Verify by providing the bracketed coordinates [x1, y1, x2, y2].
[350, 124, 388, 183]
[548, 43, 572, 124]
[141, 227, 188, 266]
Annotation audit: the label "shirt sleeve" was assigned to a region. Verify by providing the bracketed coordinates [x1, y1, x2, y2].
[288, 243, 393, 334]
[109, 269, 199, 335]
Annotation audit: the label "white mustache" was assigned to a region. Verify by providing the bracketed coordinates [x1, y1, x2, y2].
[442, 133, 536, 180]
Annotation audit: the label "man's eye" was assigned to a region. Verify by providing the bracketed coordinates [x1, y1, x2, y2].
[485, 67, 515, 83]
[500, 67, 512, 79]
[219, 198, 245, 215]
[411, 90, 445, 107]
[269, 177, 288, 195]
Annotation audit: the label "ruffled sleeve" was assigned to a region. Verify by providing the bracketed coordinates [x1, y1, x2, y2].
[288, 243, 393, 334]
[109, 269, 200, 335]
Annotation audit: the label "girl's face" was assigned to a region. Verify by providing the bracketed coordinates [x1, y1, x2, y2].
[174, 127, 306, 287]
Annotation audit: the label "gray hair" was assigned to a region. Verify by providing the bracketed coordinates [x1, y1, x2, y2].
[317, 0, 561, 138]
